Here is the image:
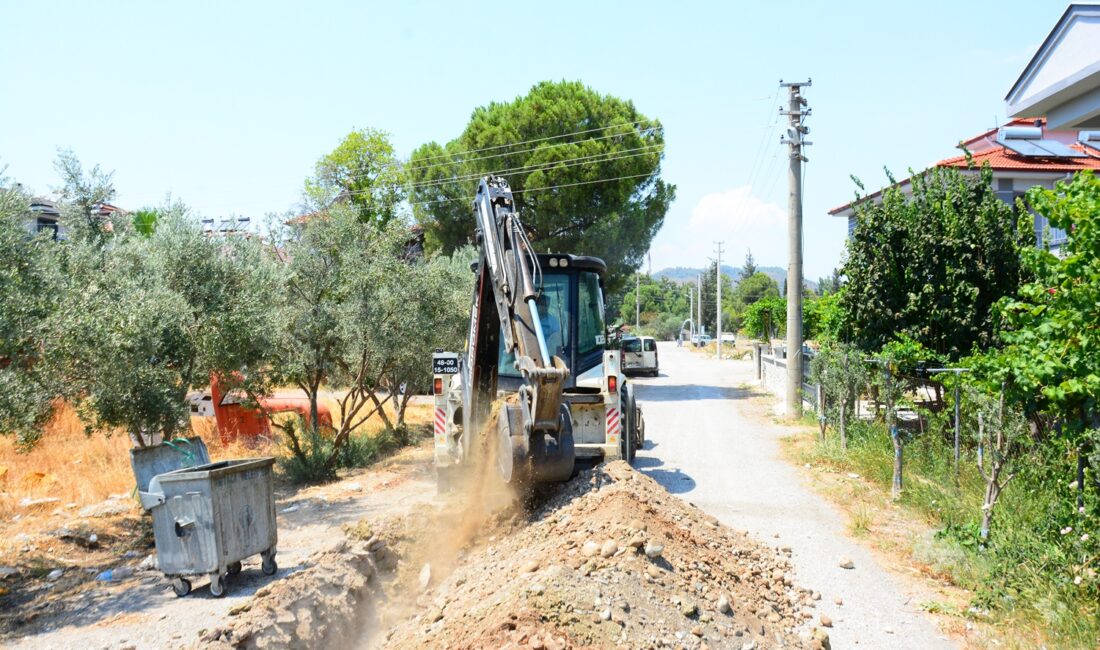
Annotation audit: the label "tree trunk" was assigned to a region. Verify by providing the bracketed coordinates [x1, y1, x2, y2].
[395, 393, 411, 429]
[980, 469, 1001, 540]
[370, 391, 394, 431]
[308, 379, 321, 433]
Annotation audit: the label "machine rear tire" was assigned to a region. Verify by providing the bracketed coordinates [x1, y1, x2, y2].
[620, 388, 637, 464]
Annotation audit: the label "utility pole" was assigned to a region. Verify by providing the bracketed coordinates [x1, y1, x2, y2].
[780, 79, 811, 417]
[635, 272, 641, 331]
[697, 274, 703, 336]
[714, 241, 724, 359]
[688, 287, 694, 338]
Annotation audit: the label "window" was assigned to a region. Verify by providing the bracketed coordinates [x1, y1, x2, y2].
[36, 217, 59, 240]
[622, 338, 642, 353]
[643, 339, 656, 352]
[577, 271, 606, 359]
[497, 273, 571, 377]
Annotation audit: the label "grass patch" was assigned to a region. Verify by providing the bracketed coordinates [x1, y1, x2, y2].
[276, 409, 432, 485]
[848, 503, 874, 537]
[797, 417, 1100, 648]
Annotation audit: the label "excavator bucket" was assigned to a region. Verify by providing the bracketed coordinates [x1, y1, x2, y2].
[494, 400, 574, 485]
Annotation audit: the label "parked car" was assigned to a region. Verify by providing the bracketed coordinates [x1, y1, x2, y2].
[695, 335, 712, 347]
[622, 335, 659, 376]
[720, 332, 736, 344]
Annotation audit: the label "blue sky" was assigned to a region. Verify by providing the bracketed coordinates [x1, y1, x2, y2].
[0, 1, 1064, 278]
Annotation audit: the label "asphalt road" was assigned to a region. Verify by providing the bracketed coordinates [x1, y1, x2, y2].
[629, 342, 955, 649]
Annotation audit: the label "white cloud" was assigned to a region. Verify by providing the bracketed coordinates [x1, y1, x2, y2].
[647, 185, 793, 273]
[689, 186, 784, 234]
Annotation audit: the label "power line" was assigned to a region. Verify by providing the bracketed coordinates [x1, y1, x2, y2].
[745, 87, 782, 192]
[512, 172, 658, 195]
[335, 145, 665, 199]
[316, 120, 665, 187]
[396, 171, 661, 209]
[404, 144, 665, 192]
[404, 124, 664, 173]
[404, 119, 661, 166]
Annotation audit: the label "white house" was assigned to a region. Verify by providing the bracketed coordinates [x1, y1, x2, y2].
[829, 118, 1100, 250]
[1006, 4, 1100, 130]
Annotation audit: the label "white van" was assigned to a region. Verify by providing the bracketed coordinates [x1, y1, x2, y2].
[622, 336, 659, 376]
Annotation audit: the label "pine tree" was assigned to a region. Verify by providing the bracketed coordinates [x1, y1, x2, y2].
[741, 249, 757, 281]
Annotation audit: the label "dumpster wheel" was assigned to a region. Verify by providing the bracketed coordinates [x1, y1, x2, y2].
[171, 577, 191, 597]
[262, 548, 278, 575]
[209, 573, 226, 598]
[227, 561, 242, 575]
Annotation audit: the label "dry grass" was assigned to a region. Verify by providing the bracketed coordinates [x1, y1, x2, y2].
[0, 395, 433, 522]
[0, 404, 134, 521]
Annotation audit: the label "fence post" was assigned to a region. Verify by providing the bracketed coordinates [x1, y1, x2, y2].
[816, 382, 826, 440]
[754, 343, 763, 380]
[953, 382, 961, 482]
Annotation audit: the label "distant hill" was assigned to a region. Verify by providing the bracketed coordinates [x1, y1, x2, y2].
[653, 265, 814, 291]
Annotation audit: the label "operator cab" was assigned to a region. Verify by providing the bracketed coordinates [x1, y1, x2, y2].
[497, 253, 607, 391]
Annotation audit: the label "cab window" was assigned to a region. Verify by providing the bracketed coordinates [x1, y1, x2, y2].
[577, 271, 606, 359]
[498, 273, 570, 377]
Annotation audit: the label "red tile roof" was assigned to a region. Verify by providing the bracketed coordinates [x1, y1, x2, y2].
[937, 144, 1100, 172]
[829, 119, 1100, 216]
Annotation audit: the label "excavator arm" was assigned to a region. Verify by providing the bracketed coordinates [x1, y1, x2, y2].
[462, 176, 574, 483]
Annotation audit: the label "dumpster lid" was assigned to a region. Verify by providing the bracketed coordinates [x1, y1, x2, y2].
[130, 437, 211, 493]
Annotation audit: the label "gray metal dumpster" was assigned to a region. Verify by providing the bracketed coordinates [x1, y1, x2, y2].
[135, 447, 278, 597]
[131, 437, 210, 494]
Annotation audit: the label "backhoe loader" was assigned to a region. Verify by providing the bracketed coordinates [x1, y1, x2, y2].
[432, 176, 643, 485]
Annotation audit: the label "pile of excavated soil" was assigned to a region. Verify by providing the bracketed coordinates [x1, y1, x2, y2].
[376, 461, 828, 649]
[199, 461, 829, 650]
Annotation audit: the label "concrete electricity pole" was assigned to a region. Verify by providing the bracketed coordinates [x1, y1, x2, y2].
[714, 241, 724, 359]
[688, 287, 694, 338]
[780, 79, 811, 417]
[635, 272, 641, 331]
[697, 274, 703, 336]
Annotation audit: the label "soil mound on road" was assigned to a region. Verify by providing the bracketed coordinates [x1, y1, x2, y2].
[377, 461, 826, 649]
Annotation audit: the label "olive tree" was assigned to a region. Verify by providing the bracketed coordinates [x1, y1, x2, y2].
[0, 178, 61, 447]
[48, 202, 281, 446]
[262, 207, 472, 478]
[371, 246, 475, 432]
